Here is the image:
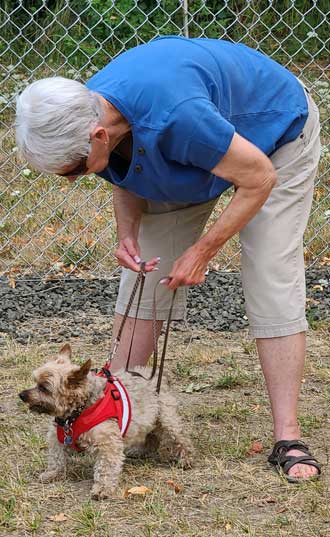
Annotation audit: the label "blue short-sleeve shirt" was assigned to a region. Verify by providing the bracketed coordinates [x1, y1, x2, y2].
[86, 36, 308, 203]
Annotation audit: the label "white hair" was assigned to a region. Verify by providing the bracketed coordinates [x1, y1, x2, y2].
[15, 77, 104, 173]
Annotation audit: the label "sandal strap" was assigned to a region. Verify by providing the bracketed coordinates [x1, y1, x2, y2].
[281, 455, 321, 475]
[268, 439, 311, 464]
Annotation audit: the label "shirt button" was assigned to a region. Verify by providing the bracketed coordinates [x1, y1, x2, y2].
[137, 147, 145, 155]
[135, 164, 143, 173]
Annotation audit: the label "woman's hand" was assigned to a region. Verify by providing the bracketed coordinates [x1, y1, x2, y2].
[164, 244, 211, 290]
[115, 236, 160, 272]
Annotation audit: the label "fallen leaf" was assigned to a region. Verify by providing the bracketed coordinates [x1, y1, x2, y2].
[276, 507, 288, 514]
[63, 264, 75, 273]
[47, 513, 67, 522]
[166, 480, 183, 493]
[306, 298, 320, 305]
[320, 256, 330, 266]
[124, 485, 152, 497]
[85, 239, 96, 249]
[264, 496, 276, 504]
[62, 235, 73, 244]
[183, 382, 211, 393]
[313, 284, 323, 291]
[257, 495, 277, 506]
[9, 277, 16, 289]
[245, 440, 263, 456]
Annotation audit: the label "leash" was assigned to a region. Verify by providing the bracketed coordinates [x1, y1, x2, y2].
[105, 262, 176, 393]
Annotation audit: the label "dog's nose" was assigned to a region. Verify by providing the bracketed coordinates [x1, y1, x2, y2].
[19, 391, 28, 402]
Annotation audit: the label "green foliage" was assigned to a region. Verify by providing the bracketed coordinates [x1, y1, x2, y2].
[1, 0, 329, 73]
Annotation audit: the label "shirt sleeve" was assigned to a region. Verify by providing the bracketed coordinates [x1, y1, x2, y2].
[160, 98, 235, 171]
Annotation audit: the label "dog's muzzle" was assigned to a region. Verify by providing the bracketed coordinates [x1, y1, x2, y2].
[19, 390, 29, 402]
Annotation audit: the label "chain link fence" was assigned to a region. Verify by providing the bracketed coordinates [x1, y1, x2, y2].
[1, 1, 329, 281]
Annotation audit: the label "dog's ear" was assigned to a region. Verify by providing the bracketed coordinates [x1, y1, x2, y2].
[67, 359, 92, 386]
[59, 343, 72, 359]
[55, 343, 72, 364]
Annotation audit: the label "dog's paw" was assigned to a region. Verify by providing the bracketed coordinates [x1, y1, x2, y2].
[159, 441, 194, 469]
[177, 447, 194, 470]
[91, 484, 114, 501]
[39, 470, 64, 483]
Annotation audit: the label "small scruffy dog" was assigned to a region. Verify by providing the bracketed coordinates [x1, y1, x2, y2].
[19, 344, 193, 500]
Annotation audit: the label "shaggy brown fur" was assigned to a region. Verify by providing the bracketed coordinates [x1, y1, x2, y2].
[19, 344, 193, 500]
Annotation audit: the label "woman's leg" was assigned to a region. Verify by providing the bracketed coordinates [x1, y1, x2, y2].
[240, 92, 320, 479]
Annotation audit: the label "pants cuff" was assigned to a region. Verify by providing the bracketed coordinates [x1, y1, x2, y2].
[248, 317, 309, 338]
[115, 301, 186, 321]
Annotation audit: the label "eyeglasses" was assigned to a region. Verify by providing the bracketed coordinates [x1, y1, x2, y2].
[58, 156, 89, 178]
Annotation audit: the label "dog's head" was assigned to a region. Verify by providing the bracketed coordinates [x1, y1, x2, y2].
[19, 344, 92, 417]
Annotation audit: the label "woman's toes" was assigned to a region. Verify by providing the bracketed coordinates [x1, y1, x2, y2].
[286, 449, 319, 479]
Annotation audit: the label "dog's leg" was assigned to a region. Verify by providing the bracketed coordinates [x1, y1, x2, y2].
[83, 421, 125, 500]
[40, 424, 67, 483]
[156, 392, 194, 469]
[125, 430, 160, 459]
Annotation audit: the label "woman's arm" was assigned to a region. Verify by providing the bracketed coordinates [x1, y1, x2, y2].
[113, 185, 145, 242]
[198, 132, 276, 256]
[113, 185, 159, 272]
[166, 133, 277, 289]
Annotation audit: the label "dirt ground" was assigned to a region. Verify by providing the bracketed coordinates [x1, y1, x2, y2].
[0, 322, 330, 537]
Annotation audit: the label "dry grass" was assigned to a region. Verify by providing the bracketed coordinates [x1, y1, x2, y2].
[1, 325, 330, 536]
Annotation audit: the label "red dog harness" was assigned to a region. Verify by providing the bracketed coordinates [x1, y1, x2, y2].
[56, 371, 131, 452]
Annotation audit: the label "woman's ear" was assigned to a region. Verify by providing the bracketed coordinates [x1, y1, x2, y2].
[90, 125, 108, 145]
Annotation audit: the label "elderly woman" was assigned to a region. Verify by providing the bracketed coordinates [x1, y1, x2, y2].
[15, 36, 321, 482]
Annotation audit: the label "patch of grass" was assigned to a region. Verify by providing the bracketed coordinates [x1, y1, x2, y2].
[71, 502, 108, 536]
[195, 403, 252, 422]
[174, 362, 195, 379]
[298, 414, 325, 435]
[240, 338, 257, 356]
[214, 371, 250, 389]
[144, 496, 169, 518]
[306, 309, 321, 330]
[0, 328, 330, 536]
[0, 496, 17, 532]
[209, 433, 255, 460]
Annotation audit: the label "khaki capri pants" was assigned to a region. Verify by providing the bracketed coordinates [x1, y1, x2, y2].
[116, 91, 320, 338]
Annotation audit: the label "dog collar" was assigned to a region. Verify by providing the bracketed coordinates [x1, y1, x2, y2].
[55, 406, 85, 428]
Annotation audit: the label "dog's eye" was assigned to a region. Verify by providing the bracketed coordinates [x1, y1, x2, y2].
[38, 385, 48, 393]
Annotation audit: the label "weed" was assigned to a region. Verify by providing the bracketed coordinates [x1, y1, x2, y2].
[196, 403, 252, 422]
[0, 496, 17, 531]
[175, 362, 194, 379]
[71, 502, 107, 535]
[214, 372, 249, 389]
[298, 414, 324, 435]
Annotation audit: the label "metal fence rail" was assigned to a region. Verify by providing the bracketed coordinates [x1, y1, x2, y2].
[0, 1, 329, 280]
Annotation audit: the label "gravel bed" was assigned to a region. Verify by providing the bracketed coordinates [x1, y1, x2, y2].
[0, 269, 329, 344]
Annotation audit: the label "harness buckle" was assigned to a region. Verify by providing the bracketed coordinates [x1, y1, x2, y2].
[111, 388, 121, 401]
[101, 367, 113, 381]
